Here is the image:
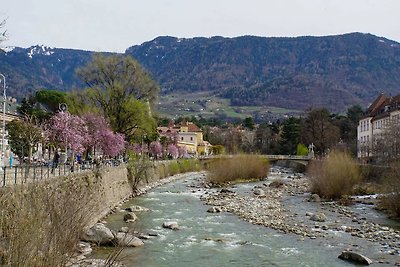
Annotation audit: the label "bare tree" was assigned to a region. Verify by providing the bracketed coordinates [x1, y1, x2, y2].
[301, 108, 340, 155]
[241, 130, 255, 153]
[372, 122, 400, 164]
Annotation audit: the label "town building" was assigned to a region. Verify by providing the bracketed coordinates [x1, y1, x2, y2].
[0, 96, 21, 163]
[357, 93, 400, 161]
[157, 121, 212, 156]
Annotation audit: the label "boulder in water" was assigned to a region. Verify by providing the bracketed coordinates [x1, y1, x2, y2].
[114, 233, 144, 247]
[207, 206, 223, 213]
[162, 221, 180, 230]
[81, 223, 114, 245]
[310, 212, 327, 222]
[124, 212, 137, 222]
[338, 251, 373, 265]
[125, 205, 150, 212]
[253, 188, 265, 196]
[309, 194, 321, 202]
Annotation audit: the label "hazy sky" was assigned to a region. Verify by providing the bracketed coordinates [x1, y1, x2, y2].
[2, 0, 400, 52]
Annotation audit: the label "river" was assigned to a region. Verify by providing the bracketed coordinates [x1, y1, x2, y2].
[90, 169, 392, 267]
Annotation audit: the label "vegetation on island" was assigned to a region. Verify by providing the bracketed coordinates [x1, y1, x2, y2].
[207, 155, 270, 185]
[308, 150, 361, 199]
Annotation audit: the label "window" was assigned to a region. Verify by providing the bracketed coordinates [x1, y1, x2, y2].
[181, 137, 184, 141]
[190, 137, 193, 141]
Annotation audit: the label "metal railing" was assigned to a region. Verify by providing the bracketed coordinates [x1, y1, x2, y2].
[0, 160, 124, 187]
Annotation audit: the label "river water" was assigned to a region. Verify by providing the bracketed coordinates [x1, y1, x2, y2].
[91, 170, 377, 267]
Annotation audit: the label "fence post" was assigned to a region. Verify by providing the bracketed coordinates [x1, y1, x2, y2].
[2, 166, 6, 187]
[14, 166, 17, 185]
[33, 165, 37, 182]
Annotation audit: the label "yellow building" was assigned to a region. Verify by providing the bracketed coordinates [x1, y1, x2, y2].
[157, 121, 212, 156]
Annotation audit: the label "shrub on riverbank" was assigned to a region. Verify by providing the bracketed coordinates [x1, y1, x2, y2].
[207, 155, 270, 185]
[0, 175, 99, 266]
[160, 159, 203, 178]
[127, 155, 154, 190]
[308, 151, 361, 199]
[378, 162, 400, 218]
[128, 155, 204, 189]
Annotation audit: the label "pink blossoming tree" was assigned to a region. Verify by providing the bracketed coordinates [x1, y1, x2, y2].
[82, 113, 126, 158]
[149, 141, 162, 159]
[47, 112, 88, 154]
[167, 144, 179, 159]
[178, 145, 187, 158]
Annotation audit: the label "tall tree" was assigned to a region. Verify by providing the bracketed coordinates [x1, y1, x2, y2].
[76, 54, 159, 142]
[301, 108, 340, 155]
[279, 117, 302, 155]
[6, 116, 43, 163]
[35, 89, 69, 113]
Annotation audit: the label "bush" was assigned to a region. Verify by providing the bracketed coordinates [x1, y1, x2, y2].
[207, 154, 270, 185]
[297, 143, 308, 156]
[307, 151, 361, 199]
[127, 154, 154, 190]
[0, 176, 99, 266]
[166, 162, 180, 176]
[378, 162, 400, 218]
[211, 145, 225, 155]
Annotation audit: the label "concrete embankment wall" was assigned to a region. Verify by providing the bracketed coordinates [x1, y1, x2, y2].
[88, 165, 132, 226]
[67, 160, 186, 227]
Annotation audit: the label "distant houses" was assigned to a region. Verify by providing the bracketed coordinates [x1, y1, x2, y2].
[157, 121, 212, 156]
[357, 93, 400, 162]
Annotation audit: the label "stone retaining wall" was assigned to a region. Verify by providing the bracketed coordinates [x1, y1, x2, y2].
[71, 160, 190, 227]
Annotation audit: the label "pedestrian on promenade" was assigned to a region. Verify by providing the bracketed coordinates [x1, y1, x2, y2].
[51, 151, 60, 173]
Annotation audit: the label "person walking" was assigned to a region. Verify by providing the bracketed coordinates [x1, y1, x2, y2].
[51, 151, 60, 174]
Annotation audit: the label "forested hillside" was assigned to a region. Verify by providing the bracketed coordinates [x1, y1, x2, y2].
[1, 33, 400, 112]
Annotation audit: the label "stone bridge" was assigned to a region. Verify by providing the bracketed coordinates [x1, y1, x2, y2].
[200, 155, 311, 172]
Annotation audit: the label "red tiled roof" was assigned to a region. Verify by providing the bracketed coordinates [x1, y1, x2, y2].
[177, 121, 202, 132]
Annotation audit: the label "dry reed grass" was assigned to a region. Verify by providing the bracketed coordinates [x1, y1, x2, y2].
[0, 174, 100, 266]
[378, 162, 400, 218]
[308, 151, 361, 199]
[207, 155, 270, 185]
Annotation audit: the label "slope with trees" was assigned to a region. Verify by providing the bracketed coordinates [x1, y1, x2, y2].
[1, 33, 400, 114]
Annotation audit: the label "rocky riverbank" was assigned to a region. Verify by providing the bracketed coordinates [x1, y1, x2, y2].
[200, 167, 400, 266]
[69, 172, 203, 267]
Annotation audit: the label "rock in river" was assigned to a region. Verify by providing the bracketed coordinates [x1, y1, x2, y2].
[308, 194, 321, 202]
[114, 233, 144, 247]
[124, 212, 138, 222]
[338, 251, 373, 265]
[207, 206, 223, 213]
[81, 223, 114, 245]
[253, 188, 265, 196]
[125, 205, 150, 212]
[162, 221, 180, 230]
[310, 212, 327, 222]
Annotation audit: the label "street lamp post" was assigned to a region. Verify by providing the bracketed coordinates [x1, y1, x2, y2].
[0, 73, 5, 168]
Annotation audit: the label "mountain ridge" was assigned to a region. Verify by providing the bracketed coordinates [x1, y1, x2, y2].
[1, 32, 399, 113]
[125, 32, 400, 111]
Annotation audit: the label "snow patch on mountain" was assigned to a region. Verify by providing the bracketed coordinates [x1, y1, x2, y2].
[27, 45, 55, 58]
